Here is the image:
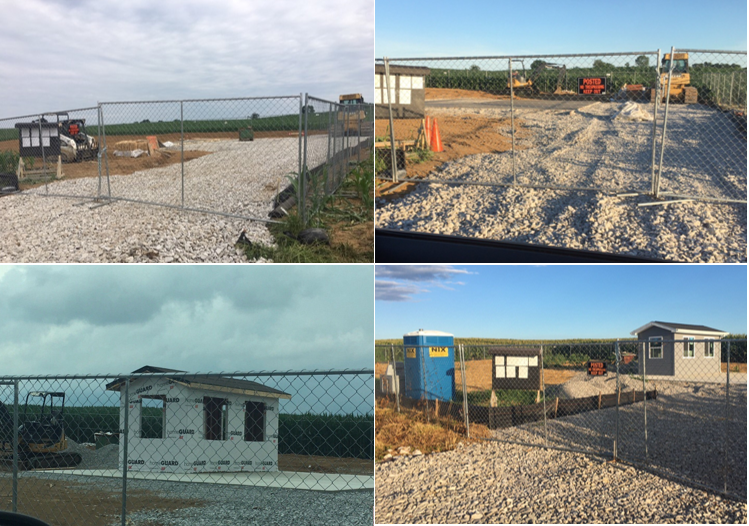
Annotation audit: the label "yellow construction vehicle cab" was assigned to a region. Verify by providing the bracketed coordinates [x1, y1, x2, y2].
[338, 94, 366, 136]
[652, 53, 698, 104]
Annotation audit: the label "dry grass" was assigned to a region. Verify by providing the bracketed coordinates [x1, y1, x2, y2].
[721, 362, 748, 373]
[375, 397, 490, 462]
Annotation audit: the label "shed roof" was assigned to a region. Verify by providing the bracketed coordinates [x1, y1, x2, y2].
[404, 329, 453, 337]
[630, 321, 728, 336]
[105, 366, 291, 400]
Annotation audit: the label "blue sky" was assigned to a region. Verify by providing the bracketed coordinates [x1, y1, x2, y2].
[375, 0, 746, 58]
[375, 265, 747, 340]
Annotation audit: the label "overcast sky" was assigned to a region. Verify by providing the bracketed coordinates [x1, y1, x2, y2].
[0, 265, 374, 376]
[0, 0, 374, 117]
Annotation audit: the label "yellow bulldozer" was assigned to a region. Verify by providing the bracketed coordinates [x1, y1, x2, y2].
[651, 52, 698, 104]
[338, 94, 367, 136]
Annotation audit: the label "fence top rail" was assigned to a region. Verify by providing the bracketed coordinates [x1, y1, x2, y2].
[378, 339, 746, 349]
[0, 369, 374, 382]
[98, 95, 302, 105]
[675, 49, 747, 55]
[0, 107, 100, 123]
[377, 51, 660, 63]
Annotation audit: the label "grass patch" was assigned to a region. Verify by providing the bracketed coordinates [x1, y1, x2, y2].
[459, 388, 541, 407]
[375, 397, 490, 461]
[242, 155, 373, 263]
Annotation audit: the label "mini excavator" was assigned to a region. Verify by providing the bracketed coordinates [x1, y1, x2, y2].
[0, 392, 82, 470]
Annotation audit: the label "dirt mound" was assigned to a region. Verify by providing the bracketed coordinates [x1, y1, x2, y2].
[426, 88, 509, 101]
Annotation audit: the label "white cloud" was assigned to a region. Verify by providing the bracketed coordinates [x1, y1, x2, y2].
[0, 0, 374, 116]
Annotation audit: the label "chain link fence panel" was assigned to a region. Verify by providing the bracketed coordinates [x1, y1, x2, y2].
[0, 108, 104, 199]
[1, 94, 372, 231]
[654, 49, 747, 203]
[376, 339, 746, 501]
[300, 96, 374, 224]
[0, 370, 373, 525]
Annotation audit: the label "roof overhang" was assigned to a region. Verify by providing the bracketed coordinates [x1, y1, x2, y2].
[169, 379, 291, 400]
[630, 321, 729, 337]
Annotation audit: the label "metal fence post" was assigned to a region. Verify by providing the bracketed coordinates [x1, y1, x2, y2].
[459, 345, 470, 439]
[12, 380, 18, 513]
[121, 378, 130, 526]
[99, 104, 111, 198]
[180, 101, 185, 208]
[298, 93, 303, 186]
[301, 93, 309, 226]
[383, 57, 399, 182]
[724, 341, 730, 494]
[390, 343, 400, 413]
[326, 103, 332, 195]
[508, 59, 517, 185]
[729, 72, 734, 107]
[614, 340, 620, 460]
[653, 47, 676, 199]
[642, 341, 648, 459]
[540, 345, 548, 448]
[650, 49, 661, 195]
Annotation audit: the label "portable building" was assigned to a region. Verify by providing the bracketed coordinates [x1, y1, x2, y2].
[630, 321, 728, 378]
[106, 366, 291, 473]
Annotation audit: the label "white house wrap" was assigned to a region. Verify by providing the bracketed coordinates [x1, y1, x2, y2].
[106, 366, 291, 474]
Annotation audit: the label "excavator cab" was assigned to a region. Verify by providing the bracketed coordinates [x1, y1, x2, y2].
[20, 392, 66, 453]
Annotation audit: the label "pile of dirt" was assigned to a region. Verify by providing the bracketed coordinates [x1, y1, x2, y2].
[426, 88, 510, 101]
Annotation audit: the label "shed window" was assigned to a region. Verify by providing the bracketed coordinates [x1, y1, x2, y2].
[244, 401, 266, 442]
[140, 395, 166, 439]
[203, 397, 228, 441]
[705, 340, 715, 358]
[684, 338, 695, 358]
[649, 337, 663, 359]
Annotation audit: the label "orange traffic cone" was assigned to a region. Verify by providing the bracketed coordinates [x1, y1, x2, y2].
[424, 115, 432, 147]
[430, 118, 444, 152]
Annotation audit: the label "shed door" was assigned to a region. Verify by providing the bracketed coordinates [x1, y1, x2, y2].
[203, 397, 228, 441]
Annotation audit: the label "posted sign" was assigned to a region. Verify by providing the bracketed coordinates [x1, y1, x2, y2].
[578, 77, 607, 95]
[587, 360, 608, 376]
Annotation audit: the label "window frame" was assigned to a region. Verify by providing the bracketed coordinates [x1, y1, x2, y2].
[704, 338, 715, 358]
[683, 337, 695, 358]
[139, 394, 166, 440]
[648, 336, 663, 359]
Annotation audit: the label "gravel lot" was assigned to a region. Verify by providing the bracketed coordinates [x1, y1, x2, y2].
[375, 441, 746, 524]
[376, 373, 747, 523]
[10, 471, 372, 526]
[376, 102, 747, 262]
[0, 136, 359, 263]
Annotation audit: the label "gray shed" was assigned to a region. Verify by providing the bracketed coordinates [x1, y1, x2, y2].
[630, 321, 728, 378]
[374, 65, 430, 119]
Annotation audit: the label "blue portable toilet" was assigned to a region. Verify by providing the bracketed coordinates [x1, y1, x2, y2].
[403, 329, 455, 401]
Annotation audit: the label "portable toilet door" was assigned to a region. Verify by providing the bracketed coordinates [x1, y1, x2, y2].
[403, 329, 455, 402]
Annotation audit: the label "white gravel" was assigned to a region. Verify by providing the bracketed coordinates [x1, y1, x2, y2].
[376, 102, 747, 262]
[0, 136, 360, 263]
[375, 441, 746, 524]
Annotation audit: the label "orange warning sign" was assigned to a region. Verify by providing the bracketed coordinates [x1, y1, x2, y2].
[577, 77, 607, 95]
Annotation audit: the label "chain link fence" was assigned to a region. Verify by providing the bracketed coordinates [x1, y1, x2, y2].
[0, 369, 373, 525]
[0, 94, 373, 226]
[376, 339, 746, 501]
[375, 49, 746, 203]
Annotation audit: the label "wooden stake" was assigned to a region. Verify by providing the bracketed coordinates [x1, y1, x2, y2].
[435, 398, 439, 418]
[535, 390, 541, 404]
[57, 155, 62, 179]
[554, 397, 559, 419]
[598, 391, 602, 410]
[17, 158, 24, 180]
[617, 386, 621, 406]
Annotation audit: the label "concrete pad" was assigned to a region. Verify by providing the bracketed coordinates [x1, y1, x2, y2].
[36, 469, 373, 492]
